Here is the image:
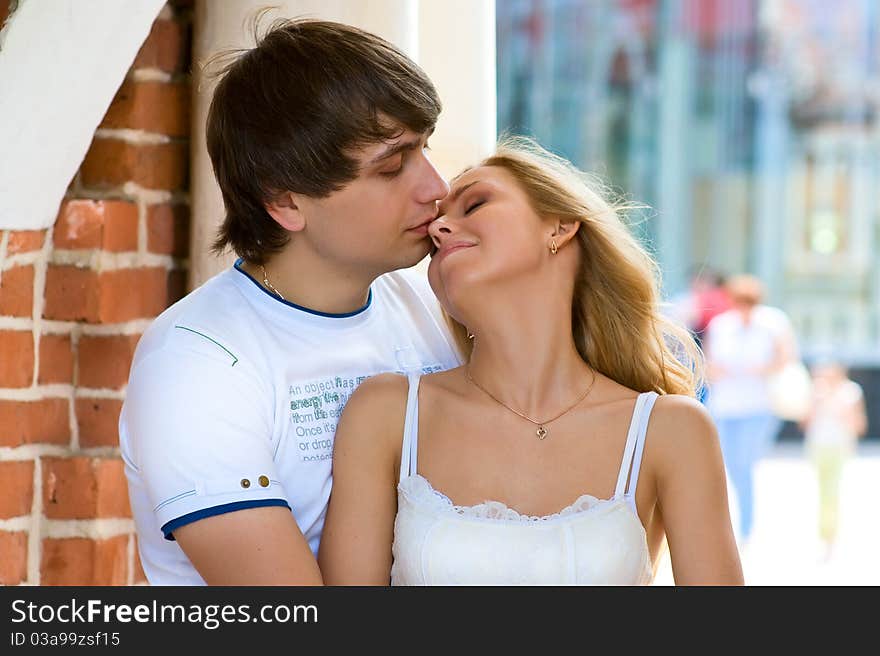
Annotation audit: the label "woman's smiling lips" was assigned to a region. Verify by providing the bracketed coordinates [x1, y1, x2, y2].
[434, 241, 476, 261]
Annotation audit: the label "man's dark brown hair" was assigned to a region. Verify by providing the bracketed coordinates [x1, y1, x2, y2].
[205, 16, 442, 264]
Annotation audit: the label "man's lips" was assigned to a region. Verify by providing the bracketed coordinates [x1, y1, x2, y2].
[406, 217, 435, 236]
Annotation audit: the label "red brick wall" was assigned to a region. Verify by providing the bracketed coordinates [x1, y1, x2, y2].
[0, 1, 192, 585]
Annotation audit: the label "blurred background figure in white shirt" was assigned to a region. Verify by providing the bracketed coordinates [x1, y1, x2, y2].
[800, 360, 868, 559]
[704, 274, 798, 547]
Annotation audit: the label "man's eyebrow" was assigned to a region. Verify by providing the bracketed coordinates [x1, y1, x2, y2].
[368, 139, 420, 165]
[438, 180, 480, 214]
[368, 128, 434, 165]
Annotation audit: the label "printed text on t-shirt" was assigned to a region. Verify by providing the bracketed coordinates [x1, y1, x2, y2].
[289, 375, 366, 463]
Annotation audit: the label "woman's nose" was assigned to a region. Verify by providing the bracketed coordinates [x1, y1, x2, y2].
[427, 216, 453, 248]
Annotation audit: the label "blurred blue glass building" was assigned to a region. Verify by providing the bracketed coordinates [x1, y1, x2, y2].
[497, 0, 880, 434]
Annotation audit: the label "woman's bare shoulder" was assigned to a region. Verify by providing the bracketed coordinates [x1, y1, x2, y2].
[421, 366, 466, 387]
[646, 394, 722, 472]
[350, 371, 410, 400]
[346, 367, 468, 419]
[649, 394, 717, 440]
[334, 372, 410, 451]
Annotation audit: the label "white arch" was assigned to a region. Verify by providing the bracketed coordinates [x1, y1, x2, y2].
[0, 0, 166, 230]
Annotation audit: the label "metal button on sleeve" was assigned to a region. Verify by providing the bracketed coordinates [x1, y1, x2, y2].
[240, 478, 250, 489]
[258, 475, 270, 488]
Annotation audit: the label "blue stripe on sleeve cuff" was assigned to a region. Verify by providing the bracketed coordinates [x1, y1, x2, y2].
[161, 499, 292, 541]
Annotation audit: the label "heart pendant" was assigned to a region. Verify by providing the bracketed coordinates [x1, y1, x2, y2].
[536, 426, 548, 440]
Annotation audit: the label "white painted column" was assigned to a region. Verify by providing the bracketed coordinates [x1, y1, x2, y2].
[189, 0, 418, 288]
[417, 0, 497, 181]
[411, 0, 496, 275]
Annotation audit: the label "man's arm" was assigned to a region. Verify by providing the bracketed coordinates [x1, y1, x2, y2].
[174, 507, 322, 585]
[124, 340, 321, 585]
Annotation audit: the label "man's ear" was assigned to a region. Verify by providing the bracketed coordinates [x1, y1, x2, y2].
[551, 219, 581, 247]
[264, 192, 306, 232]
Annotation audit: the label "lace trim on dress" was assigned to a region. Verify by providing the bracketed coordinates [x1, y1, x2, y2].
[399, 473, 627, 524]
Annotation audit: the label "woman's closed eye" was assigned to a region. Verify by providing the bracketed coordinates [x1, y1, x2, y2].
[464, 199, 486, 215]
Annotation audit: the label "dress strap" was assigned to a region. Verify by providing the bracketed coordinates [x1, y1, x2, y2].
[398, 372, 423, 484]
[614, 391, 660, 500]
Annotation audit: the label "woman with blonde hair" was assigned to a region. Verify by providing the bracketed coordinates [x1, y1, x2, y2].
[318, 136, 743, 585]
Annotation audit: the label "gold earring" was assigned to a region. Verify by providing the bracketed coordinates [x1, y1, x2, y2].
[550, 239, 558, 255]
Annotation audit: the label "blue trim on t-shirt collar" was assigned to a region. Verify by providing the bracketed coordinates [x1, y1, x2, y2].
[233, 258, 372, 318]
[161, 499, 291, 541]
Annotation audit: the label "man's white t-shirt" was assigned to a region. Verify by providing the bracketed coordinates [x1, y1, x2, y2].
[120, 261, 462, 585]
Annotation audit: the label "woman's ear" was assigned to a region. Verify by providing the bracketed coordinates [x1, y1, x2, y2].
[552, 219, 581, 248]
[264, 192, 306, 232]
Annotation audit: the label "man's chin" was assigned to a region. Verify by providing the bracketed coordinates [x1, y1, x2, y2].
[370, 239, 432, 276]
[399, 239, 432, 269]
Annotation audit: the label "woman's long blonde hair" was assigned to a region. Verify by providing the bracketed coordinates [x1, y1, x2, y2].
[447, 135, 703, 397]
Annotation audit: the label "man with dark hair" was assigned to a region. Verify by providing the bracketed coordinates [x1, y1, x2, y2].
[120, 18, 461, 585]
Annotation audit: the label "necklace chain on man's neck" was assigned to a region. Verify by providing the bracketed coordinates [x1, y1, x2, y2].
[260, 264, 286, 301]
[465, 366, 597, 440]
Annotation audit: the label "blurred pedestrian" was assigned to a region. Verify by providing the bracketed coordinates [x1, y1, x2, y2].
[670, 266, 732, 349]
[800, 360, 867, 558]
[692, 268, 732, 348]
[669, 266, 732, 405]
[703, 274, 798, 546]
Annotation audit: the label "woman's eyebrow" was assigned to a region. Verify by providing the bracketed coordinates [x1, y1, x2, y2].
[438, 180, 480, 215]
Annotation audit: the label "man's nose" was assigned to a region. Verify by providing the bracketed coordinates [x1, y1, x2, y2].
[418, 152, 451, 204]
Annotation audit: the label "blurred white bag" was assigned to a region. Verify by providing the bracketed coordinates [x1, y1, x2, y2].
[767, 361, 812, 421]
